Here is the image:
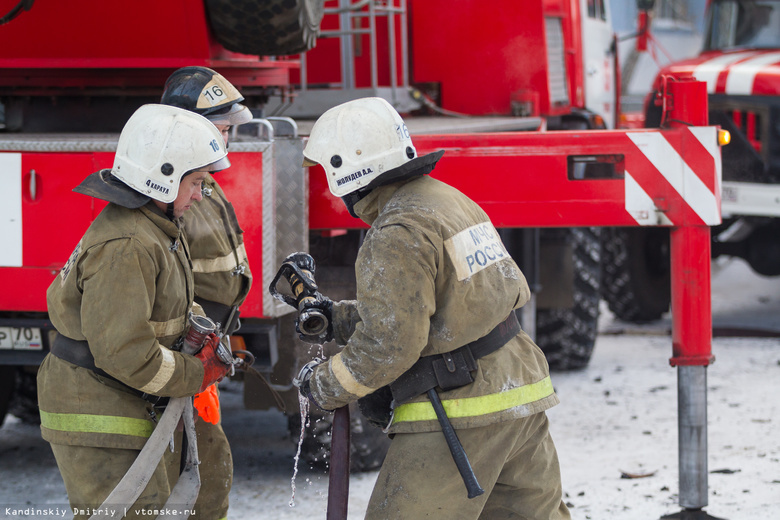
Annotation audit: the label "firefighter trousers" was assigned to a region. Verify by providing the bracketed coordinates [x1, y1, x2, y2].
[366, 411, 571, 519]
[190, 418, 232, 519]
[51, 418, 231, 519]
[50, 442, 182, 520]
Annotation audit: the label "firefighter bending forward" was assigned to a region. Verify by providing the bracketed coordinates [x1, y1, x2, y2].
[37, 105, 232, 519]
[294, 98, 571, 519]
[160, 66, 254, 520]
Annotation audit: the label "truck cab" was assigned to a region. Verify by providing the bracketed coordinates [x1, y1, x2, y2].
[602, 0, 780, 323]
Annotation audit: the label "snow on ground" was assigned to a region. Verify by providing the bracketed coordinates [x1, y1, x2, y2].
[0, 257, 778, 519]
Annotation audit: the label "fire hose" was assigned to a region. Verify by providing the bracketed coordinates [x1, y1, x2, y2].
[273, 251, 486, 514]
[89, 313, 250, 520]
[270, 252, 349, 519]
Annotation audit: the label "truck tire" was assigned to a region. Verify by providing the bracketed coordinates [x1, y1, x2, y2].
[0, 366, 16, 427]
[536, 228, 601, 370]
[601, 227, 671, 323]
[287, 402, 391, 472]
[204, 0, 325, 56]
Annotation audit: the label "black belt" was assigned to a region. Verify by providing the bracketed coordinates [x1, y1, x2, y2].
[389, 311, 521, 404]
[50, 333, 166, 406]
[196, 298, 241, 335]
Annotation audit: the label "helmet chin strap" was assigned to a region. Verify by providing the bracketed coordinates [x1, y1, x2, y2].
[341, 188, 371, 219]
[166, 202, 176, 220]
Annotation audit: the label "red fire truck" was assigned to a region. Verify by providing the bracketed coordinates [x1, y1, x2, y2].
[0, 3, 724, 501]
[603, 0, 780, 323]
[0, 0, 617, 422]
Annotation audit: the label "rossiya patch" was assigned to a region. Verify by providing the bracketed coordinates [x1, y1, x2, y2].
[444, 222, 510, 281]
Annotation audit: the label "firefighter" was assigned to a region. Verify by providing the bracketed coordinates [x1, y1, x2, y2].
[293, 97, 571, 519]
[160, 66, 254, 520]
[37, 104, 232, 519]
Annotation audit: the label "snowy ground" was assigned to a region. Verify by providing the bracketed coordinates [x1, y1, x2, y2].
[0, 257, 778, 519]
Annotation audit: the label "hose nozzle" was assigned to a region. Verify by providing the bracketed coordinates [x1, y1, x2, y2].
[269, 252, 330, 336]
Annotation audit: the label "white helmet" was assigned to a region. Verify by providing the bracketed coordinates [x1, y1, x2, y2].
[112, 104, 230, 203]
[302, 97, 418, 198]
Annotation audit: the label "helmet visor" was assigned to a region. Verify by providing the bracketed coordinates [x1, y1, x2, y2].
[204, 156, 232, 173]
[207, 103, 253, 126]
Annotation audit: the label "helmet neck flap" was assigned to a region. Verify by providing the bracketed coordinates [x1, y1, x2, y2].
[74, 169, 150, 209]
[340, 150, 445, 218]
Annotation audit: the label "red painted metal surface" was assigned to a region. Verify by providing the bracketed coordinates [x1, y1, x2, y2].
[651, 50, 780, 97]
[670, 226, 714, 367]
[0, 0, 296, 91]
[300, 0, 584, 117]
[409, 0, 559, 116]
[0, 1, 212, 62]
[309, 127, 719, 230]
[0, 150, 265, 316]
[665, 77, 709, 127]
[298, 1, 404, 89]
[0, 151, 110, 312]
[666, 77, 714, 367]
[216, 153, 266, 319]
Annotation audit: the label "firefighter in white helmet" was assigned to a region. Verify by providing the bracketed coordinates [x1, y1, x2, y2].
[161, 66, 254, 520]
[292, 97, 571, 518]
[38, 104, 232, 519]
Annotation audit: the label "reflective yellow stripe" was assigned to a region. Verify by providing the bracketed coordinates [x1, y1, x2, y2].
[191, 244, 248, 274]
[40, 410, 154, 438]
[332, 352, 374, 397]
[392, 376, 554, 423]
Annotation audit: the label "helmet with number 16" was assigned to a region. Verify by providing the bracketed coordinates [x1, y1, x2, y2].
[161, 66, 253, 127]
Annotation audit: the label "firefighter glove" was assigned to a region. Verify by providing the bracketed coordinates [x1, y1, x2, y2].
[358, 385, 394, 430]
[195, 332, 231, 393]
[293, 357, 324, 409]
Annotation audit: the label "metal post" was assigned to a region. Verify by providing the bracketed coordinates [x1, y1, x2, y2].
[399, 0, 409, 88]
[386, 1, 399, 104]
[339, 0, 354, 90]
[666, 225, 719, 519]
[677, 365, 708, 509]
[369, 0, 378, 89]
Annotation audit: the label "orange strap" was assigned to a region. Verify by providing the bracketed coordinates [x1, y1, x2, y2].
[193, 384, 221, 425]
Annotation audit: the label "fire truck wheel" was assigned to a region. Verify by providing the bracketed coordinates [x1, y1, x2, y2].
[601, 227, 671, 323]
[9, 367, 41, 425]
[204, 0, 325, 56]
[536, 228, 601, 370]
[0, 365, 16, 427]
[287, 402, 391, 472]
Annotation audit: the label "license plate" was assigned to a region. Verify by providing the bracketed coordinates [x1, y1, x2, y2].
[0, 327, 43, 350]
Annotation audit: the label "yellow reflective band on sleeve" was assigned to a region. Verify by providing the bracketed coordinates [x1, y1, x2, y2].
[191, 244, 248, 274]
[138, 346, 176, 394]
[392, 376, 555, 424]
[331, 352, 374, 398]
[40, 410, 154, 438]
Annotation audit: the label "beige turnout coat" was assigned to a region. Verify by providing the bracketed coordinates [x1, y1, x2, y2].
[182, 175, 251, 309]
[39, 203, 204, 450]
[309, 175, 558, 434]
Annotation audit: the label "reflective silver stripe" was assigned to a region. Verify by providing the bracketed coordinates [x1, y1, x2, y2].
[150, 315, 187, 337]
[138, 346, 176, 394]
[191, 302, 205, 316]
[191, 244, 248, 274]
[331, 352, 374, 398]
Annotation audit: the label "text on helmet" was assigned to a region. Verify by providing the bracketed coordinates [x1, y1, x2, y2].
[146, 178, 171, 195]
[336, 167, 374, 188]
